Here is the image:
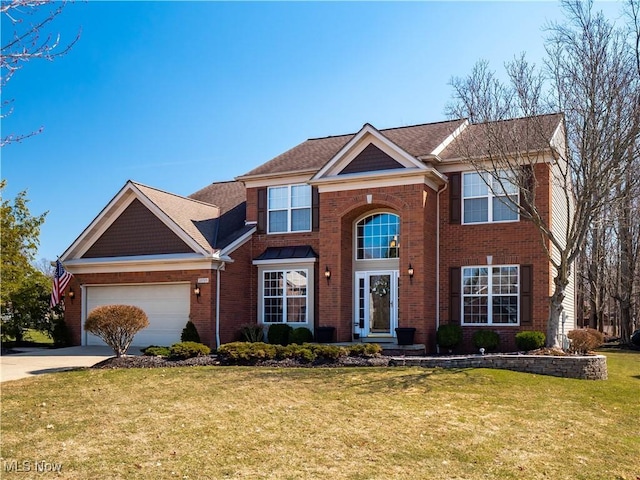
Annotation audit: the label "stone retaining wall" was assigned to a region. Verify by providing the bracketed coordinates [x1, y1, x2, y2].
[389, 354, 608, 380]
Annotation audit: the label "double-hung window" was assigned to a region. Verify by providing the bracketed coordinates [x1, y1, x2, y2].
[463, 172, 518, 223]
[268, 185, 311, 233]
[263, 270, 308, 323]
[462, 265, 519, 325]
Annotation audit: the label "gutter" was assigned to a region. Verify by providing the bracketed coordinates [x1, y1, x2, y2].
[215, 263, 224, 348]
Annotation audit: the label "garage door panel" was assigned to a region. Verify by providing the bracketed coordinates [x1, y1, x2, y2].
[85, 284, 190, 347]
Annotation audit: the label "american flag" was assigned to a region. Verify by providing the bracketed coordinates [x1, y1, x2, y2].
[50, 259, 73, 308]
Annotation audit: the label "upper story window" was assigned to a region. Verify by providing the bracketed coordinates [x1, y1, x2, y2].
[463, 172, 518, 224]
[268, 185, 311, 233]
[356, 213, 400, 260]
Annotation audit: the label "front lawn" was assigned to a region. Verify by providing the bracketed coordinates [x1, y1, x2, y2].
[1, 350, 638, 479]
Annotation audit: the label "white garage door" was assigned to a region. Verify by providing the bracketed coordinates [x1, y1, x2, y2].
[85, 283, 190, 347]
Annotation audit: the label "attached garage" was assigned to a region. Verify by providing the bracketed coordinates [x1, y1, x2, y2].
[84, 283, 190, 347]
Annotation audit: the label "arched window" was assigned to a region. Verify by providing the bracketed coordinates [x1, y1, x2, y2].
[356, 213, 400, 260]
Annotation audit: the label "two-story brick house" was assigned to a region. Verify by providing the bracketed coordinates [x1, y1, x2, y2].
[60, 113, 575, 352]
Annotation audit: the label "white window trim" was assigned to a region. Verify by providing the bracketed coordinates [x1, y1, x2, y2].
[267, 184, 312, 234]
[461, 264, 520, 326]
[257, 261, 315, 326]
[462, 172, 520, 225]
[354, 211, 401, 261]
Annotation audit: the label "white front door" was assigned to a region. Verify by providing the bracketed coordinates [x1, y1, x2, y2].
[354, 271, 398, 338]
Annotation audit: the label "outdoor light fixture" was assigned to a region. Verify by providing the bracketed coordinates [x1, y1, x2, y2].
[194, 284, 201, 297]
[68, 288, 75, 300]
[324, 266, 331, 282]
[408, 263, 414, 279]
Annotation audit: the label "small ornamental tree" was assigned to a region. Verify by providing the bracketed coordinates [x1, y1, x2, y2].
[84, 305, 149, 357]
[181, 320, 201, 343]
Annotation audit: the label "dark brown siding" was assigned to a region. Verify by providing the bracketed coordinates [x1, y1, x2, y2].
[338, 144, 404, 175]
[82, 199, 194, 258]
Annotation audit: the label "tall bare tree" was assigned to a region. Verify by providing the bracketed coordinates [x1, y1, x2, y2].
[1, 0, 80, 147]
[447, 0, 640, 347]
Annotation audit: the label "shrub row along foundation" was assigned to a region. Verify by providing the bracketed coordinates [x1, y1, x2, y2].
[389, 354, 608, 380]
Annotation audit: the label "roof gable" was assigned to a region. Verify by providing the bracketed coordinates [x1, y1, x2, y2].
[338, 143, 404, 175]
[82, 198, 194, 258]
[61, 181, 220, 261]
[311, 123, 428, 181]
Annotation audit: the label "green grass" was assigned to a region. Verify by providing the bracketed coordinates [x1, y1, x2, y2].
[1, 350, 638, 479]
[1, 329, 53, 348]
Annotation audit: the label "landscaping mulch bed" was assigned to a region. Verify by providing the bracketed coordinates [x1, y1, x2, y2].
[93, 354, 391, 370]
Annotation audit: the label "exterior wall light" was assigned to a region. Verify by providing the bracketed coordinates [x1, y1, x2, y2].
[324, 266, 331, 282]
[68, 288, 75, 300]
[408, 263, 414, 280]
[194, 284, 201, 297]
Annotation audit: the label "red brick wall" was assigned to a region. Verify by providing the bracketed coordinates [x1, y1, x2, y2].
[65, 269, 215, 347]
[439, 164, 552, 353]
[317, 183, 438, 344]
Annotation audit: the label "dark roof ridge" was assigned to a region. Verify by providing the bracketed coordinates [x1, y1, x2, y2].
[306, 118, 466, 142]
[469, 112, 563, 126]
[131, 180, 220, 208]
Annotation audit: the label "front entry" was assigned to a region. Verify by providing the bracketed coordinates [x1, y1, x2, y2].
[354, 271, 398, 338]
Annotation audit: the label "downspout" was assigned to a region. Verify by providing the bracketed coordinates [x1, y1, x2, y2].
[436, 182, 449, 354]
[215, 263, 223, 348]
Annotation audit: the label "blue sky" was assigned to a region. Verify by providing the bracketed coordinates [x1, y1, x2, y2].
[1, 1, 623, 262]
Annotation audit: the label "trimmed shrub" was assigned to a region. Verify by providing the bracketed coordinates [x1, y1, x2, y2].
[347, 343, 383, 357]
[276, 344, 316, 363]
[436, 324, 463, 352]
[472, 330, 500, 352]
[567, 328, 604, 354]
[217, 342, 278, 364]
[267, 324, 292, 345]
[289, 327, 313, 345]
[169, 341, 211, 359]
[142, 345, 171, 357]
[305, 343, 347, 361]
[515, 331, 546, 351]
[84, 305, 149, 357]
[239, 324, 264, 343]
[181, 321, 201, 343]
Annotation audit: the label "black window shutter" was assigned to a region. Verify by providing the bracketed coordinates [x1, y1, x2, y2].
[520, 265, 533, 326]
[312, 186, 319, 231]
[449, 173, 461, 224]
[449, 267, 462, 325]
[257, 188, 267, 233]
[520, 165, 535, 218]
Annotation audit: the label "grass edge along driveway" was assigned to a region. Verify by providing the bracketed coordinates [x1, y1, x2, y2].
[1, 349, 638, 480]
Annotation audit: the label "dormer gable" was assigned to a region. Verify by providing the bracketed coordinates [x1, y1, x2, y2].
[310, 123, 448, 191]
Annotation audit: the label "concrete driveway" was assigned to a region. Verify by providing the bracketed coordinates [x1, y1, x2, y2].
[0, 346, 119, 383]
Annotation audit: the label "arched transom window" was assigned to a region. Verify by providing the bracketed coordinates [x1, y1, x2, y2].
[356, 213, 400, 260]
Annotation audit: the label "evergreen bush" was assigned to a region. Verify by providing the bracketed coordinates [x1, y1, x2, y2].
[436, 324, 463, 352]
[169, 341, 211, 359]
[515, 331, 546, 351]
[472, 330, 500, 352]
[267, 324, 292, 345]
[289, 327, 313, 344]
[181, 321, 201, 343]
